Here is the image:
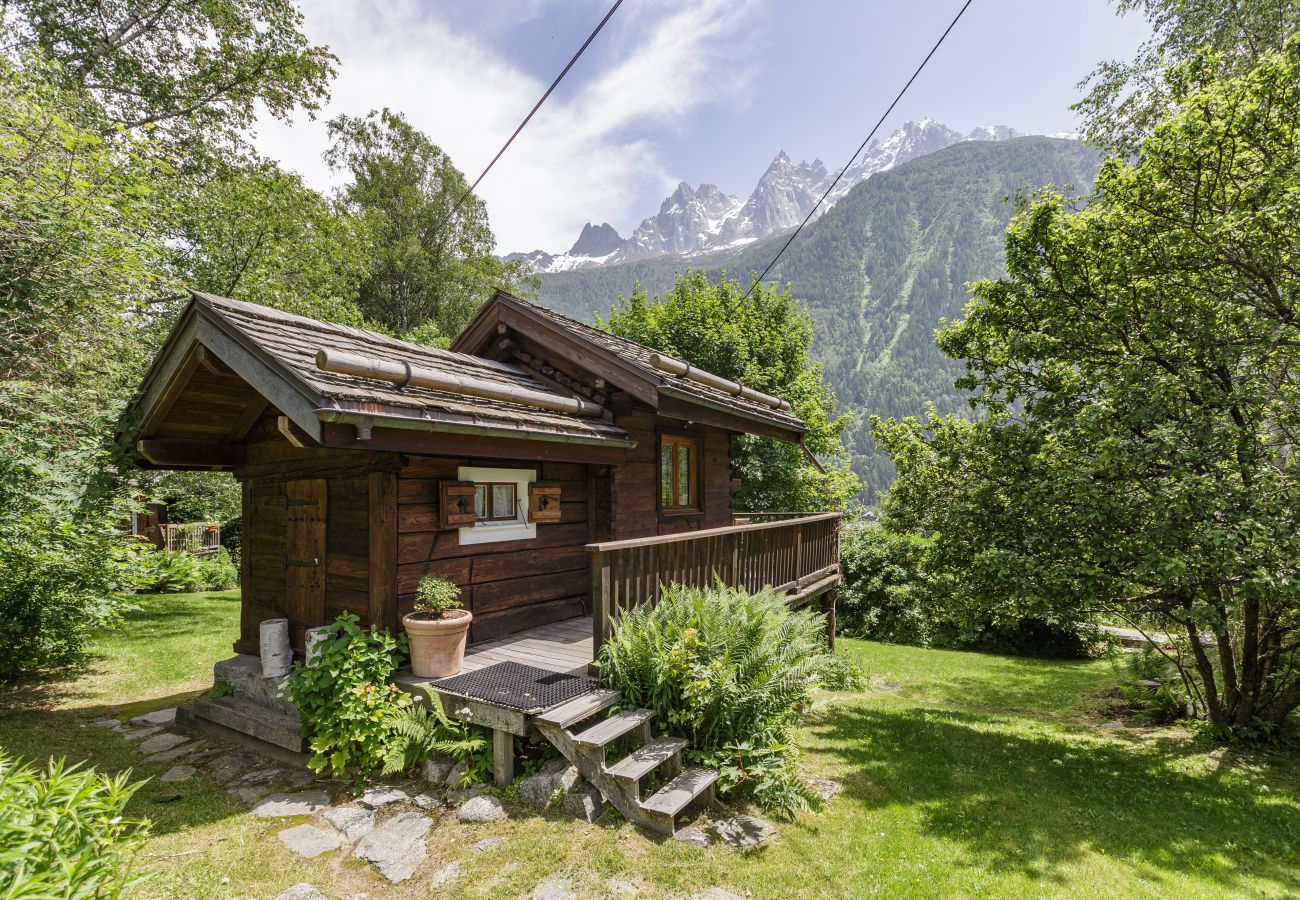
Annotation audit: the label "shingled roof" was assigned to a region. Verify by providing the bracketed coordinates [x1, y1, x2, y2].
[454, 292, 807, 436]
[125, 292, 634, 449]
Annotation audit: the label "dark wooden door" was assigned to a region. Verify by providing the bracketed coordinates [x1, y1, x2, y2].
[285, 478, 327, 626]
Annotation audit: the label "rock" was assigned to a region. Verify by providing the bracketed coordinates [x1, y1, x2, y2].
[473, 837, 504, 852]
[324, 806, 375, 841]
[1101, 720, 1126, 730]
[447, 783, 485, 806]
[232, 766, 283, 788]
[159, 765, 196, 783]
[278, 824, 342, 858]
[673, 826, 712, 848]
[605, 877, 641, 896]
[272, 884, 326, 900]
[128, 707, 177, 727]
[412, 793, 444, 812]
[711, 815, 775, 850]
[137, 732, 189, 755]
[531, 874, 577, 900]
[281, 767, 316, 788]
[689, 890, 744, 900]
[120, 725, 163, 742]
[235, 785, 275, 805]
[146, 741, 204, 764]
[520, 758, 580, 809]
[429, 861, 461, 887]
[800, 776, 842, 804]
[358, 785, 409, 809]
[251, 790, 331, 818]
[89, 717, 121, 729]
[563, 782, 606, 823]
[206, 751, 260, 783]
[444, 760, 468, 786]
[353, 811, 431, 883]
[423, 753, 455, 784]
[457, 794, 505, 823]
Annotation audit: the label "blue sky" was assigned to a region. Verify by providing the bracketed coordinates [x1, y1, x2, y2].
[256, 0, 1148, 253]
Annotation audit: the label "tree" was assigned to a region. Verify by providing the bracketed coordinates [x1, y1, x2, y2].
[602, 271, 860, 512]
[167, 157, 371, 325]
[1076, 0, 1300, 151]
[876, 41, 1300, 735]
[325, 108, 535, 341]
[4, 0, 335, 150]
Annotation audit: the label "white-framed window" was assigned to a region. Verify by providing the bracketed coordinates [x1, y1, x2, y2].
[457, 466, 536, 545]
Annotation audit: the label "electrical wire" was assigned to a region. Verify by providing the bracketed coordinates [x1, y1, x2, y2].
[450, 0, 625, 218]
[742, 0, 976, 299]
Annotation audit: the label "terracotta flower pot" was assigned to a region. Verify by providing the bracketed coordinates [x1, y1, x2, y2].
[403, 609, 473, 678]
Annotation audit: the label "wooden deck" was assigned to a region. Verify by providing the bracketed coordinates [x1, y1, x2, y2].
[456, 614, 593, 677]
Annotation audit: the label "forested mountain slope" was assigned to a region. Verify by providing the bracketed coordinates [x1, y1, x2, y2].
[537, 137, 1100, 501]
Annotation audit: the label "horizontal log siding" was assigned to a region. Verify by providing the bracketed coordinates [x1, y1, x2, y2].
[396, 456, 594, 643]
[608, 410, 732, 540]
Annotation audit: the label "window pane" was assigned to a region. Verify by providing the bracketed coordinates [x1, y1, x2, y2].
[473, 484, 486, 518]
[660, 443, 674, 505]
[676, 444, 692, 507]
[491, 484, 515, 519]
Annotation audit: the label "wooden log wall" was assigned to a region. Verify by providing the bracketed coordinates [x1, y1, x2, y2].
[396, 456, 598, 643]
[608, 409, 733, 540]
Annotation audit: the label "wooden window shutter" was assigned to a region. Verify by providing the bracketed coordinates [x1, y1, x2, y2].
[439, 481, 477, 527]
[527, 483, 562, 523]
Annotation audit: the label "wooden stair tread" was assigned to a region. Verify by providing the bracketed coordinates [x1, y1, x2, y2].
[570, 708, 655, 748]
[640, 767, 719, 817]
[534, 689, 621, 729]
[605, 736, 688, 781]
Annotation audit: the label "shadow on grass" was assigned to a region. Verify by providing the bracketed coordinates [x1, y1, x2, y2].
[807, 703, 1300, 893]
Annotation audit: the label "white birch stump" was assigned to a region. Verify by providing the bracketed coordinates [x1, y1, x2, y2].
[304, 626, 331, 668]
[260, 618, 292, 678]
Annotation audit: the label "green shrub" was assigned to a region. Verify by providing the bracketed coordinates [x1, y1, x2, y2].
[381, 696, 490, 781]
[286, 613, 412, 778]
[597, 581, 828, 818]
[839, 524, 1093, 659]
[0, 752, 149, 896]
[814, 649, 868, 691]
[413, 575, 462, 618]
[134, 547, 238, 593]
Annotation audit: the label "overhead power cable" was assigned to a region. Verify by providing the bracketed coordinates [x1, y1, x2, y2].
[450, 0, 625, 218]
[742, 0, 976, 299]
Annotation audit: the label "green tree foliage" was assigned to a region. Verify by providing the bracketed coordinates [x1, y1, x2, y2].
[539, 139, 1101, 502]
[601, 270, 860, 512]
[166, 157, 371, 325]
[875, 42, 1300, 735]
[1076, 0, 1300, 151]
[5, 0, 335, 150]
[326, 108, 536, 340]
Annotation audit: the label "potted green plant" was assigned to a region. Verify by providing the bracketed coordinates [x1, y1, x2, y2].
[403, 575, 472, 678]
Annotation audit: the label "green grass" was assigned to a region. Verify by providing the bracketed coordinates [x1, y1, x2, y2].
[2, 594, 1298, 898]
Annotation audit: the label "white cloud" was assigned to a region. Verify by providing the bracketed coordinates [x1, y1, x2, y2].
[254, 0, 762, 252]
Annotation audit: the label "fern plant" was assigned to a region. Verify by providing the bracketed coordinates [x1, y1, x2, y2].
[597, 580, 829, 818]
[380, 693, 490, 781]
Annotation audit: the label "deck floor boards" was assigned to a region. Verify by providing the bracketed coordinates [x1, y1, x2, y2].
[451, 615, 593, 677]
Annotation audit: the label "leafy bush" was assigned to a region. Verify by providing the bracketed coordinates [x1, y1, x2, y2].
[381, 697, 490, 780]
[0, 752, 149, 896]
[286, 613, 412, 777]
[597, 582, 829, 818]
[413, 575, 462, 618]
[133, 547, 238, 594]
[838, 524, 1093, 659]
[814, 649, 868, 691]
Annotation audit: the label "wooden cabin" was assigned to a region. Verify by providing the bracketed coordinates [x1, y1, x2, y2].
[121, 289, 839, 655]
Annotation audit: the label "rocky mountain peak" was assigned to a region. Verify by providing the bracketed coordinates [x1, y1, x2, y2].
[568, 222, 623, 258]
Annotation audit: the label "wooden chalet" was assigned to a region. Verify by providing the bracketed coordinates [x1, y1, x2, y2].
[119, 290, 841, 831]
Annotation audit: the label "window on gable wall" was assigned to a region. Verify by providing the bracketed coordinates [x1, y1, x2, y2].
[473, 482, 518, 522]
[659, 434, 700, 513]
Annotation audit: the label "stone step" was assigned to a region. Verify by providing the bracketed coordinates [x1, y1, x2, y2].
[213, 654, 296, 716]
[604, 736, 687, 786]
[187, 695, 305, 753]
[639, 766, 718, 829]
[534, 689, 622, 730]
[570, 709, 654, 750]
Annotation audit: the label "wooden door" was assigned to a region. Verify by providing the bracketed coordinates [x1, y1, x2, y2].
[285, 478, 327, 626]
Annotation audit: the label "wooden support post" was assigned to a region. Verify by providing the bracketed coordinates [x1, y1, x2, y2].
[493, 728, 514, 788]
[822, 587, 837, 651]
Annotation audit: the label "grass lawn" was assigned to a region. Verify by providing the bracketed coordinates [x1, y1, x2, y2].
[2, 591, 1298, 898]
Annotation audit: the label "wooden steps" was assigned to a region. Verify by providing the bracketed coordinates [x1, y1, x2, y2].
[533, 693, 718, 836]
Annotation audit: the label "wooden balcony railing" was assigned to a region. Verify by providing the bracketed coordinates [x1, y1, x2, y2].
[588, 512, 842, 651]
[160, 522, 222, 555]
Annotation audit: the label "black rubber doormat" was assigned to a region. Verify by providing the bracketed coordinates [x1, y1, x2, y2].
[431, 662, 598, 712]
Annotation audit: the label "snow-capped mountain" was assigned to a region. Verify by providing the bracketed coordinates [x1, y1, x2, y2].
[510, 119, 1031, 272]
